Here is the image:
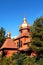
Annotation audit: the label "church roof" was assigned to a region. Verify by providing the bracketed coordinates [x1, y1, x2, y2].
[14, 33, 31, 40]
[1, 38, 17, 49]
[20, 18, 30, 29]
[1, 32, 17, 49]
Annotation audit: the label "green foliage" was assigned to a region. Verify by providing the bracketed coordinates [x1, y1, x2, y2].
[0, 53, 43, 65]
[31, 17, 43, 53]
[12, 53, 26, 65]
[0, 27, 6, 47]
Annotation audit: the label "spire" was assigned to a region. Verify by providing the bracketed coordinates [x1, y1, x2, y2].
[7, 32, 11, 38]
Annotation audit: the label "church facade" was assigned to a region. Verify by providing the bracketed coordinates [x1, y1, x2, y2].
[0, 18, 32, 57]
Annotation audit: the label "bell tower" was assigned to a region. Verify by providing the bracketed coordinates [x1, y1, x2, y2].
[19, 18, 30, 35]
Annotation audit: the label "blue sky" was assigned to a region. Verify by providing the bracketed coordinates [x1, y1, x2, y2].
[0, 0, 43, 37]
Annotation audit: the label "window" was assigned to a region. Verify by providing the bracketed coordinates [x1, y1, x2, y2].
[28, 29, 30, 32]
[20, 41, 22, 47]
[17, 40, 22, 48]
[17, 42, 19, 47]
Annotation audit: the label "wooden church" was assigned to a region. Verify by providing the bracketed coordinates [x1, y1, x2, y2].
[0, 18, 37, 57]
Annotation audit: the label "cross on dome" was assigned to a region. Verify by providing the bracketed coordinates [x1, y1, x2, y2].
[23, 17, 27, 23]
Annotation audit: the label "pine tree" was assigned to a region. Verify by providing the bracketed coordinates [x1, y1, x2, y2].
[31, 17, 43, 55]
[0, 27, 6, 47]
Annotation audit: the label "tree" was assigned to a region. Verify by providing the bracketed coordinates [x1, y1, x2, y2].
[12, 53, 26, 65]
[0, 27, 6, 47]
[31, 17, 43, 55]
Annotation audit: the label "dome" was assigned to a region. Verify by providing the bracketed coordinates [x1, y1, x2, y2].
[20, 18, 30, 29]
